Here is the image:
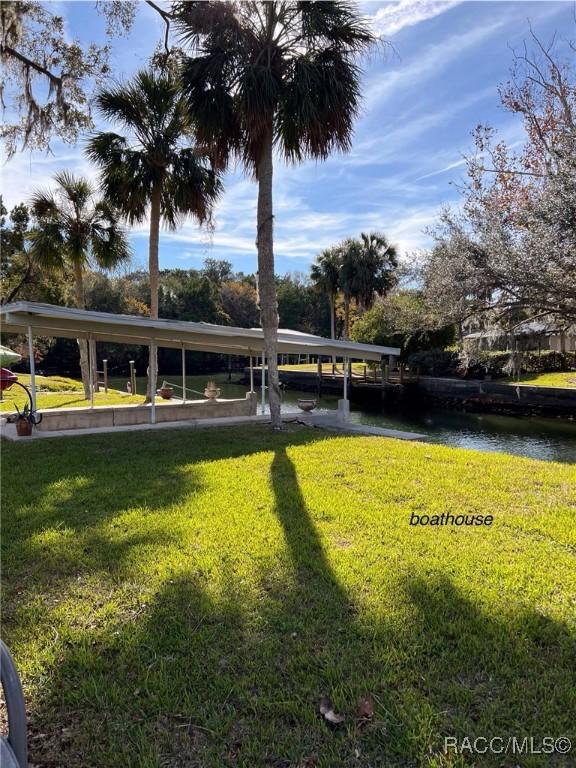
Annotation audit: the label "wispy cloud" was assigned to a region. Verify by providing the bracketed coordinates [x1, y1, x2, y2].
[364, 20, 505, 108]
[1, 144, 97, 210]
[371, 0, 462, 37]
[416, 157, 467, 181]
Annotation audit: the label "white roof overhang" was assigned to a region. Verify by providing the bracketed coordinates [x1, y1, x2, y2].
[0, 302, 400, 361]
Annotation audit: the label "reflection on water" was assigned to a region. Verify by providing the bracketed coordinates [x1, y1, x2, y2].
[349, 406, 576, 464]
[196, 374, 575, 464]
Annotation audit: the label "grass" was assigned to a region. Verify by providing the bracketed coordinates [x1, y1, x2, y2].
[2, 426, 575, 767]
[1, 373, 164, 412]
[0, 372, 251, 412]
[500, 371, 576, 388]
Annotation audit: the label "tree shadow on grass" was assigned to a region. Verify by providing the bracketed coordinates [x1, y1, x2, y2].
[2, 426, 330, 588]
[3, 432, 575, 767]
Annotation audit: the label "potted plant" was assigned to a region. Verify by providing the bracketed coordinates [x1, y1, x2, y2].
[297, 398, 317, 412]
[157, 381, 174, 400]
[10, 403, 42, 437]
[204, 380, 221, 400]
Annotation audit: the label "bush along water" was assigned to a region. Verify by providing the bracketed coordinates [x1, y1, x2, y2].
[407, 349, 576, 379]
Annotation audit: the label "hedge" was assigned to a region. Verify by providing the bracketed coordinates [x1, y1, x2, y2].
[407, 349, 576, 378]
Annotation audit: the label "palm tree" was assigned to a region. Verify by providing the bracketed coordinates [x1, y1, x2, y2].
[29, 171, 130, 398]
[356, 231, 398, 311]
[310, 246, 342, 344]
[338, 233, 399, 338]
[338, 238, 363, 340]
[86, 68, 222, 397]
[175, 2, 375, 429]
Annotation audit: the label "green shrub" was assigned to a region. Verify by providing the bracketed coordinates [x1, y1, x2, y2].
[466, 350, 576, 377]
[406, 349, 460, 376]
[522, 350, 576, 372]
[408, 349, 576, 378]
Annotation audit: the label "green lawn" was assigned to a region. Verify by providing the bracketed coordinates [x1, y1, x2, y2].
[0, 372, 253, 412]
[501, 371, 576, 388]
[0, 373, 145, 411]
[2, 427, 575, 767]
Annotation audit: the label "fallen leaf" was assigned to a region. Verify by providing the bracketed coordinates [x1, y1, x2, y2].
[319, 696, 346, 725]
[356, 694, 374, 720]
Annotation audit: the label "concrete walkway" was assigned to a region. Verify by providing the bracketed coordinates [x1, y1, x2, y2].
[0, 414, 276, 441]
[305, 413, 427, 441]
[1, 411, 426, 443]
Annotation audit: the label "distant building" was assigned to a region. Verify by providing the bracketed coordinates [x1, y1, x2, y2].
[463, 320, 576, 353]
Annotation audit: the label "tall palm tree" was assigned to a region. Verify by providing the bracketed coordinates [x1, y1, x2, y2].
[310, 246, 342, 343]
[29, 171, 130, 398]
[86, 68, 222, 397]
[338, 233, 399, 338]
[338, 238, 363, 340]
[175, 1, 375, 429]
[356, 231, 398, 311]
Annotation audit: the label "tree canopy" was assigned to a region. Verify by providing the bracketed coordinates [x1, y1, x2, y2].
[422, 28, 576, 333]
[0, 0, 137, 155]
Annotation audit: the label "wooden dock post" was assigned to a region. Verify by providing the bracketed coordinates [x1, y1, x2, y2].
[129, 360, 136, 395]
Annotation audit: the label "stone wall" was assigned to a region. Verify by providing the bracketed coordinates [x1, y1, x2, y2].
[37, 393, 258, 432]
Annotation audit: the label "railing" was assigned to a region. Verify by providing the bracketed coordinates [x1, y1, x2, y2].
[158, 380, 208, 401]
[0, 640, 28, 767]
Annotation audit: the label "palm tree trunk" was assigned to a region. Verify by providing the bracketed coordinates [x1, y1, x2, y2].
[329, 294, 336, 364]
[89, 339, 99, 393]
[146, 184, 162, 401]
[149, 184, 161, 321]
[329, 294, 336, 340]
[344, 294, 350, 340]
[73, 263, 91, 399]
[256, 122, 282, 430]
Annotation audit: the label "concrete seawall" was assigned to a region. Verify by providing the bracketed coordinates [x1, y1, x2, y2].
[416, 377, 576, 416]
[244, 368, 576, 417]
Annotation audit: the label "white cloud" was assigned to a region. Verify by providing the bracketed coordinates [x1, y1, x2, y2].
[372, 0, 462, 37]
[0, 144, 98, 210]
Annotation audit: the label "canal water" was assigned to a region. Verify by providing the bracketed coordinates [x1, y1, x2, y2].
[200, 374, 576, 464]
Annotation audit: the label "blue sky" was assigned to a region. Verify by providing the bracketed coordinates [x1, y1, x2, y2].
[2, 0, 574, 275]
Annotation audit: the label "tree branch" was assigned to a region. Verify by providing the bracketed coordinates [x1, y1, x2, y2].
[1, 44, 64, 89]
[145, 0, 173, 54]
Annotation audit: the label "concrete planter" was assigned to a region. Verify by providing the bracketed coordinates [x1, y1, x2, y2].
[297, 399, 317, 412]
[204, 381, 221, 400]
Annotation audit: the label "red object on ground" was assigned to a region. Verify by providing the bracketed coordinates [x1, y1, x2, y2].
[0, 368, 18, 392]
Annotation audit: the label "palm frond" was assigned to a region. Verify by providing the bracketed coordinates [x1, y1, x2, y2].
[298, 1, 376, 51]
[28, 171, 129, 279]
[180, 54, 243, 170]
[29, 189, 59, 221]
[278, 50, 362, 162]
[89, 67, 223, 230]
[52, 170, 93, 211]
[87, 132, 156, 224]
[178, 1, 376, 172]
[311, 246, 342, 295]
[28, 224, 66, 271]
[162, 149, 223, 229]
[90, 204, 132, 271]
